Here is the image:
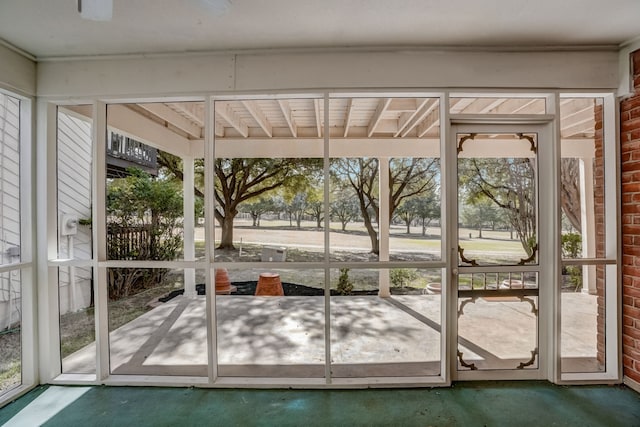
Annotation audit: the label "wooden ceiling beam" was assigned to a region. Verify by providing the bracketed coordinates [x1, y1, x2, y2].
[215, 102, 249, 138]
[277, 99, 297, 137]
[241, 100, 273, 137]
[367, 98, 392, 137]
[137, 103, 202, 139]
[401, 99, 439, 137]
[343, 98, 354, 137]
[395, 98, 429, 137]
[314, 99, 322, 137]
[417, 110, 440, 137]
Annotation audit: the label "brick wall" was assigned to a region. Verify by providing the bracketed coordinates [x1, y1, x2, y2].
[621, 49, 640, 384]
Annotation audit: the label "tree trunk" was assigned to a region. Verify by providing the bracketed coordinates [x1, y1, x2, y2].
[406, 222, 410, 234]
[422, 218, 426, 236]
[341, 221, 347, 231]
[363, 215, 379, 254]
[478, 227, 483, 238]
[218, 215, 236, 249]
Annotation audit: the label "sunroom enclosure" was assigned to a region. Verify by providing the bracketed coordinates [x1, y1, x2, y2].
[21, 90, 617, 389]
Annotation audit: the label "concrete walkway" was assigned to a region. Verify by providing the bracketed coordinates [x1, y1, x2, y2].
[63, 293, 599, 377]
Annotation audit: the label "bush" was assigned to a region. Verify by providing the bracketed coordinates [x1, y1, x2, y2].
[561, 232, 582, 291]
[336, 268, 354, 295]
[561, 233, 582, 258]
[390, 268, 418, 288]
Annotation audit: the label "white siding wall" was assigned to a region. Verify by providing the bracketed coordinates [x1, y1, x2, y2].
[57, 111, 93, 314]
[0, 93, 21, 329]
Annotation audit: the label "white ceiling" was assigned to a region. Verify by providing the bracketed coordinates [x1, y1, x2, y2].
[1, 0, 640, 59]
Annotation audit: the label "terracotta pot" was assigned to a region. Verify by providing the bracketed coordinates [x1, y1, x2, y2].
[215, 268, 234, 294]
[255, 272, 284, 296]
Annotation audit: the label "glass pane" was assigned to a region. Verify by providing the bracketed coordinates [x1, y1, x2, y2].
[108, 268, 206, 376]
[457, 133, 537, 266]
[213, 98, 325, 263]
[457, 272, 538, 371]
[57, 106, 93, 261]
[329, 96, 441, 263]
[216, 267, 325, 377]
[330, 268, 442, 377]
[559, 98, 604, 280]
[450, 97, 546, 114]
[106, 102, 206, 262]
[559, 97, 606, 373]
[58, 266, 95, 374]
[329, 158, 379, 261]
[0, 269, 21, 394]
[560, 263, 606, 373]
[0, 93, 20, 266]
[214, 158, 325, 263]
[389, 158, 441, 261]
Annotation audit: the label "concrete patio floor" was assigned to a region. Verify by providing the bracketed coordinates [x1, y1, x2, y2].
[63, 292, 599, 378]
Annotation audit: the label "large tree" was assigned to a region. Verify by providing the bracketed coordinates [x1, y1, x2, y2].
[215, 158, 319, 249]
[330, 193, 360, 231]
[460, 157, 536, 256]
[238, 196, 276, 227]
[159, 154, 321, 247]
[560, 158, 582, 231]
[332, 157, 439, 254]
[396, 193, 440, 236]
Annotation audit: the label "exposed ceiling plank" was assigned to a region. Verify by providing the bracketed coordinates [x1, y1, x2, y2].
[449, 98, 475, 114]
[214, 121, 224, 138]
[241, 100, 273, 137]
[167, 103, 204, 126]
[343, 98, 354, 137]
[417, 110, 440, 137]
[137, 103, 202, 139]
[508, 98, 544, 114]
[215, 102, 249, 138]
[401, 99, 439, 137]
[277, 99, 297, 137]
[478, 98, 507, 114]
[395, 98, 429, 137]
[367, 98, 392, 137]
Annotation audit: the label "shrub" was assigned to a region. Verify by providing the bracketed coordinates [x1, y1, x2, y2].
[336, 268, 354, 295]
[390, 268, 418, 288]
[561, 232, 582, 291]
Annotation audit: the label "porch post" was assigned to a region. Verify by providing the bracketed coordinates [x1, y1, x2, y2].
[183, 156, 197, 297]
[579, 157, 596, 294]
[378, 157, 390, 297]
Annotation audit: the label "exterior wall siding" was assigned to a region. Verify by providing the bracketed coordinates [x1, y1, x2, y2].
[56, 110, 93, 314]
[0, 93, 21, 329]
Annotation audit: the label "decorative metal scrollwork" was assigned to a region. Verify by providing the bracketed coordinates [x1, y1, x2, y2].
[517, 348, 538, 369]
[457, 296, 478, 317]
[457, 133, 477, 154]
[458, 246, 478, 266]
[517, 133, 537, 154]
[457, 350, 478, 370]
[518, 295, 538, 315]
[518, 243, 538, 265]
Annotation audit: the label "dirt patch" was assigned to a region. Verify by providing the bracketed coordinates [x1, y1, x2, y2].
[159, 281, 425, 301]
[0, 329, 21, 392]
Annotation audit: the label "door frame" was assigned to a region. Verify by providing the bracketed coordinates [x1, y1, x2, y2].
[447, 118, 556, 381]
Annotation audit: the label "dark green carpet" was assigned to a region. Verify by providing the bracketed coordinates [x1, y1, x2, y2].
[1, 381, 639, 426]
